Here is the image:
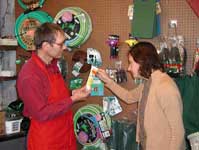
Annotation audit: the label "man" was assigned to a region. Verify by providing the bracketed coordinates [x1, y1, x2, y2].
[17, 22, 90, 150]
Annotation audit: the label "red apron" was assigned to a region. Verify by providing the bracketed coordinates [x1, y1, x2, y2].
[187, 0, 199, 17]
[27, 55, 76, 150]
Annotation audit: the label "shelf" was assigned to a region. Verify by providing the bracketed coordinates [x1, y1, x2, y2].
[0, 39, 18, 50]
[0, 76, 17, 81]
[0, 45, 17, 51]
[0, 131, 26, 142]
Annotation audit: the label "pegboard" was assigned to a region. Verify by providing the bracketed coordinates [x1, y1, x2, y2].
[155, 0, 199, 74]
[15, 0, 199, 122]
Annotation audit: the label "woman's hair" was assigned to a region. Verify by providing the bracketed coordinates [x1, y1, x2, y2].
[34, 22, 64, 49]
[128, 41, 164, 78]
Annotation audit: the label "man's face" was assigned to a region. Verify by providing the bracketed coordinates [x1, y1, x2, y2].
[47, 32, 67, 59]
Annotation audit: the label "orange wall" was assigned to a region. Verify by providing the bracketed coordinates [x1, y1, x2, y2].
[15, 0, 199, 122]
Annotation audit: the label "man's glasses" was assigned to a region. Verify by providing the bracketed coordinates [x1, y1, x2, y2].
[53, 39, 67, 48]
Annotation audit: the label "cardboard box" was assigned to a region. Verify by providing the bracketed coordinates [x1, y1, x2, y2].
[0, 111, 5, 135]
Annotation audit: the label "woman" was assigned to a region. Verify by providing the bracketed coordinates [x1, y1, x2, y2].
[97, 42, 185, 150]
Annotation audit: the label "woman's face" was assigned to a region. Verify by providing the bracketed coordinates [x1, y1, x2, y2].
[127, 54, 140, 78]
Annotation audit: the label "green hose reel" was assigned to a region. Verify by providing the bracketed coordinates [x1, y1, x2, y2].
[54, 7, 92, 49]
[73, 104, 111, 147]
[17, 0, 45, 10]
[15, 11, 53, 50]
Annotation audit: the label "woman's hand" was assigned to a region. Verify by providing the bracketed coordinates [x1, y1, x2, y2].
[96, 69, 112, 84]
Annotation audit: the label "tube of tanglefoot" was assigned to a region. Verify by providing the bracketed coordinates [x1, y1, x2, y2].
[86, 66, 98, 91]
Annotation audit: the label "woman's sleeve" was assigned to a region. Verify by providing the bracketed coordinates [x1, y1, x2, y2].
[105, 80, 143, 104]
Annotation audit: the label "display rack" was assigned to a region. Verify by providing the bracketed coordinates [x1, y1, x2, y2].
[0, 131, 26, 142]
[0, 44, 25, 141]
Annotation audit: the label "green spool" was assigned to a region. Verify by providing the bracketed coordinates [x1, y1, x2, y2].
[73, 104, 111, 147]
[17, 0, 45, 10]
[54, 7, 92, 49]
[69, 7, 92, 46]
[15, 11, 53, 50]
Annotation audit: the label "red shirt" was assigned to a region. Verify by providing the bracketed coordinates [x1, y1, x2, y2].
[17, 53, 73, 122]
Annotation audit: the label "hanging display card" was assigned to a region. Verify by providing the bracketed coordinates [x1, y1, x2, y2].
[132, 0, 157, 38]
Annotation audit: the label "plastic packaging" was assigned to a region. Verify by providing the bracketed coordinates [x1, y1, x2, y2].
[86, 66, 98, 90]
[107, 120, 137, 150]
[187, 132, 199, 150]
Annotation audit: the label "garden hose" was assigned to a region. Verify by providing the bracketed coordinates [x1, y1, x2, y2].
[15, 10, 53, 50]
[17, 0, 45, 10]
[73, 104, 111, 147]
[54, 7, 92, 49]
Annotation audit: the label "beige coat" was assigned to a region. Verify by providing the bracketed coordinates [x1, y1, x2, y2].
[106, 70, 185, 150]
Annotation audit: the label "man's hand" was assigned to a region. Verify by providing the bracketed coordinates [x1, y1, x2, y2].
[71, 85, 91, 102]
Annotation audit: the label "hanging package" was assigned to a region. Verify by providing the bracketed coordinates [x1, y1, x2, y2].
[107, 120, 137, 150]
[72, 50, 91, 73]
[15, 11, 53, 50]
[132, 0, 158, 38]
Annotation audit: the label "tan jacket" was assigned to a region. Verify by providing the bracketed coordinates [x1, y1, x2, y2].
[106, 70, 185, 150]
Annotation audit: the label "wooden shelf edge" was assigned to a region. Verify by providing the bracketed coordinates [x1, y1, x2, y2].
[0, 131, 26, 142]
[0, 76, 17, 81]
[0, 45, 17, 51]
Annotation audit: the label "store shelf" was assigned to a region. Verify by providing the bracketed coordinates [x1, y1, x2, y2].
[0, 76, 17, 81]
[0, 39, 17, 47]
[0, 45, 17, 51]
[0, 131, 26, 142]
[0, 38, 17, 50]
